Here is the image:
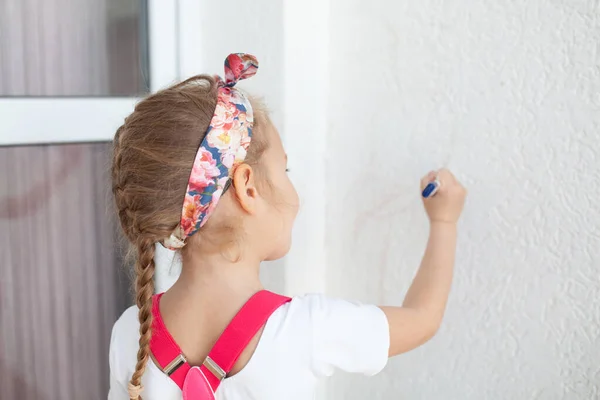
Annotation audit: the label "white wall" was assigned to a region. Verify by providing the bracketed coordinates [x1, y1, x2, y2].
[325, 1, 600, 399]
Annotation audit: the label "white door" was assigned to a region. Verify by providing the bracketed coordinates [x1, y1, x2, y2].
[0, 1, 178, 398]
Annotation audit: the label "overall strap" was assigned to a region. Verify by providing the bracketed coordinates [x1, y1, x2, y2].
[149, 290, 291, 392]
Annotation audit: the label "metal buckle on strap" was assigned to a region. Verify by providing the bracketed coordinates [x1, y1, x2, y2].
[202, 356, 226, 381]
[163, 354, 187, 376]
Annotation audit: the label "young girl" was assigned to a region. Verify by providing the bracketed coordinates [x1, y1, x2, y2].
[108, 54, 466, 400]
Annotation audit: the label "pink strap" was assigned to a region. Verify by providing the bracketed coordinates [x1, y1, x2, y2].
[149, 290, 291, 392]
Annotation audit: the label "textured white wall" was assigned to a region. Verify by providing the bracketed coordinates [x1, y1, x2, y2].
[325, 1, 600, 399]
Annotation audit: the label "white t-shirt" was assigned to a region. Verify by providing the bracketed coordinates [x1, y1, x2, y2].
[108, 294, 390, 400]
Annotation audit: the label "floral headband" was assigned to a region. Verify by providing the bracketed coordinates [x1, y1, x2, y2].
[162, 53, 259, 250]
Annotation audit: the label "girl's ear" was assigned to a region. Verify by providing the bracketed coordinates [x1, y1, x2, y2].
[231, 164, 259, 214]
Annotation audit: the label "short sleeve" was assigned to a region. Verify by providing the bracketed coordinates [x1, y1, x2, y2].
[108, 321, 129, 400]
[297, 294, 390, 378]
[108, 306, 142, 400]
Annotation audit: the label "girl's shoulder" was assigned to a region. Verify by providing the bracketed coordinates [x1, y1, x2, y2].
[110, 293, 389, 385]
[111, 305, 141, 361]
[110, 293, 377, 333]
[250, 293, 390, 377]
[111, 292, 389, 355]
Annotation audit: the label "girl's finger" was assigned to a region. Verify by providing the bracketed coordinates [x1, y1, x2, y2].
[420, 171, 437, 190]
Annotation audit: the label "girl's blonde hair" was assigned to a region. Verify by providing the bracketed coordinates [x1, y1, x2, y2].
[111, 75, 267, 399]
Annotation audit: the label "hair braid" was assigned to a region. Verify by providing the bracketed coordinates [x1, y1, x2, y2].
[112, 125, 156, 399]
[128, 236, 156, 399]
[112, 125, 135, 241]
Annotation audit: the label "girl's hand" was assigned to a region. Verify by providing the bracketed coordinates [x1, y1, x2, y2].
[421, 169, 467, 224]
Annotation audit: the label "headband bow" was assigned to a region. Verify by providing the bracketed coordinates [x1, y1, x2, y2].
[162, 53, 258, 250]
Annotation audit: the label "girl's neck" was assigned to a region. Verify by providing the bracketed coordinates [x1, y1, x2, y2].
[167, 252, 264, 306]
[158, 254, 264, 366]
